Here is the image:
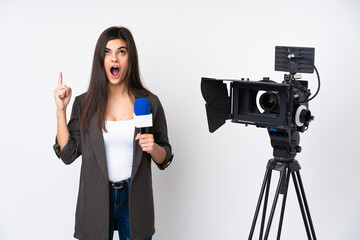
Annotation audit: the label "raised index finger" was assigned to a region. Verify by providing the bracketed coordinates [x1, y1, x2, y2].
[58, 72, 63, 87]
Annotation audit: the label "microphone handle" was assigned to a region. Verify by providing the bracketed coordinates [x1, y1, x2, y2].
[140, 127, 153, 134]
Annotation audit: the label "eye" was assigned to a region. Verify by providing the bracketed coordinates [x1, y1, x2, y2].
[105, 50, 110, 55]
[119, 50, 126, 55]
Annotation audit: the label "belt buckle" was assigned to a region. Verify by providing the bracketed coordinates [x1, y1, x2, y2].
[112, 181, 125, 190]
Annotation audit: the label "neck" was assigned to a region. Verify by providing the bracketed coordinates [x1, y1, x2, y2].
[107, 82, 134, 101]
[108, 81, 126, 96]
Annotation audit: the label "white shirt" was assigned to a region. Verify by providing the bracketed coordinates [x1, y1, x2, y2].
[103, 119, 134, 182]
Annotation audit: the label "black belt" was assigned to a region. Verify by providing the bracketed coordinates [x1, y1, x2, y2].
[110, 179, 129, 190]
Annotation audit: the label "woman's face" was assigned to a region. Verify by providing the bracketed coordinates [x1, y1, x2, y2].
[104, 38, 129, 85]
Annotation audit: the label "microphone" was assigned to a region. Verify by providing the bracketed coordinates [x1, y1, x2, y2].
[134, 98, 153, 134]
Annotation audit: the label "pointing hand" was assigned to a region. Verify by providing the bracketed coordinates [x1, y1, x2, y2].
[53, 72, 72, 110]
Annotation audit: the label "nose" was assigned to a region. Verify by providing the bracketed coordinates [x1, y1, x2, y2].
[111, 53, 118, 62]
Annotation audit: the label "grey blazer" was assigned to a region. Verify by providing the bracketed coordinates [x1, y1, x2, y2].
[53, 92, 173, 240]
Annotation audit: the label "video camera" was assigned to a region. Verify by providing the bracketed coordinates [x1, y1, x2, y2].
[201, 46, 319, 159]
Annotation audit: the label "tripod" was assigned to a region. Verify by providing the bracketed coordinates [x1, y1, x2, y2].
[248, 130, 317, 240]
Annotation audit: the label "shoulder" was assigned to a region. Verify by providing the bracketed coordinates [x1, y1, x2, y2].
[146, 93, 164, 112]
[147, 93, 160, 105]
[74, 92, 87, 103]
[73, 92, 87, 106]
[133, 89, 161, 108]
[71, 92, 87, 113]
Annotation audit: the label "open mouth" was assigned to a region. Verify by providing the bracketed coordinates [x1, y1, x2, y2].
[110, 66, 120, 77]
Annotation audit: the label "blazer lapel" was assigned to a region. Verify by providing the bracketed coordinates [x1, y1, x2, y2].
[88, 112, 109, 181]
[131, 127, 143, 180]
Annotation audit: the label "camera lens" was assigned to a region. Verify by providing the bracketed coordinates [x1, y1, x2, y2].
[260, 91, 279, 111]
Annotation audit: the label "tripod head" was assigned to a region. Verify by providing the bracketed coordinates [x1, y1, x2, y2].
[268, 128, 301, 161]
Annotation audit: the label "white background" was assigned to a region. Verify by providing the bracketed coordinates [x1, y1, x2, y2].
[1, 0, 359, 239]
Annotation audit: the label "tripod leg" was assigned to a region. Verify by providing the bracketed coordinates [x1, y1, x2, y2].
[263, 170, 286, 239]
[248, 166, 272, 240]
[295, 171, 317, 240]
[291, 171, 314, 240]
[259, 170, 272, 239]
[276, 168, 291, 240]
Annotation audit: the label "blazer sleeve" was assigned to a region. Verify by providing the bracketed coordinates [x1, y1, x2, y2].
[53, 96, 82, 165]
[151, 95, 174, 170]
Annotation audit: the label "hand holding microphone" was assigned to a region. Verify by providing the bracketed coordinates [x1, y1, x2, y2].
[135, 133, 155, 154]
[134, 98, 156, 154]
[133, 98, 166, 163]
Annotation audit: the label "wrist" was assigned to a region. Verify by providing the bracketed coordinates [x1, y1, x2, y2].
[56, 108, 66, 115]
[149, 142, 159, 154]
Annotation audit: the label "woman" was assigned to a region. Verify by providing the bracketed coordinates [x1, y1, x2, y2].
[53, 26, 173, 240]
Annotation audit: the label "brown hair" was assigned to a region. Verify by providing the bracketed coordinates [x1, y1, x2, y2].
[81, 26, 150, 132]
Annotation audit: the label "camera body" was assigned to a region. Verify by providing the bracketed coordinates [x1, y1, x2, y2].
[201, 46, 316, 159]
[231, 76, 312, 132]
[201, 75, 312, 132]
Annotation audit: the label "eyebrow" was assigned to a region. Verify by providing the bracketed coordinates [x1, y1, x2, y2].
[105, 46, 128, 51]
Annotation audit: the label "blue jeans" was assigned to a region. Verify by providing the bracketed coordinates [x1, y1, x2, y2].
[109, 179, 152, 240]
